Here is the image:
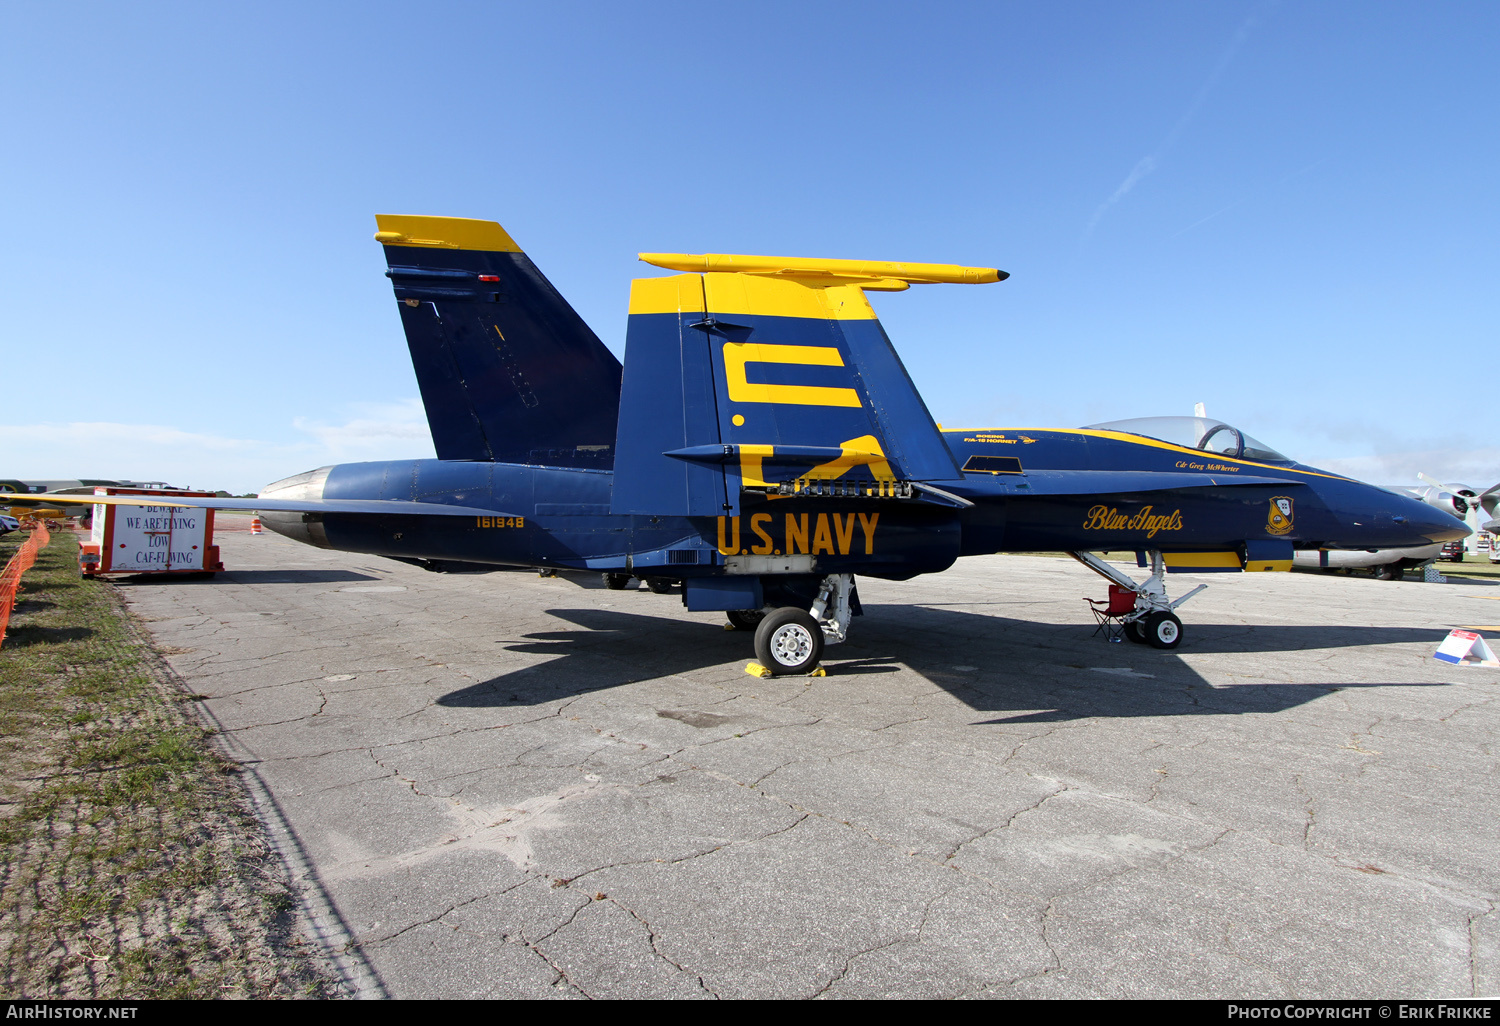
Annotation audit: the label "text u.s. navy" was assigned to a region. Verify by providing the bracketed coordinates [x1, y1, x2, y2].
[5, 216, 1463, 675]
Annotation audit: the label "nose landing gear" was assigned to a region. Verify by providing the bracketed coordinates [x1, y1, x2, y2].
[1071, 551, 1202, 650]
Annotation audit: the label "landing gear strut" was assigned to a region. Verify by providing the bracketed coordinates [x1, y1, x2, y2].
[1070, 551, 1202, 650]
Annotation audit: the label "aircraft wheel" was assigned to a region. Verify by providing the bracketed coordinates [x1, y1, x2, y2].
[754, 608, 824, 676]
[646, 577, 674, 594]
[727, 609, 767, 631]
[1123, 619, 1147, 644]
[1373, 564, 1402, 581]
[1143, 611, 1182, 649]
[602, 573, 630, 590]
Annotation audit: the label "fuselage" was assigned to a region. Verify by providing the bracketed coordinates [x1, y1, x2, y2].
[259, 428, 1465, 577]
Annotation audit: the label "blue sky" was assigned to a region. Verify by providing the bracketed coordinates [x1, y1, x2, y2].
[2, 1, 1495, 492]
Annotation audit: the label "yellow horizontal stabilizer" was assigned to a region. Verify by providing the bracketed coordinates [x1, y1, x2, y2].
[374, 214, 521, 253]
[638, 253, 1007, 287]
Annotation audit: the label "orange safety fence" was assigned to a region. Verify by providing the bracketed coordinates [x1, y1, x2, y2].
[0, 522, 53, 651]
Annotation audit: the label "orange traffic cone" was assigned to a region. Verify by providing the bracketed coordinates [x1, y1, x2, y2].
[249, 517, 263, 535]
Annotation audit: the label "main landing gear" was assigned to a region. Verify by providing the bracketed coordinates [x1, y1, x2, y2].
[1071, 551, 1204, 650]
[741, 573, 855, 677]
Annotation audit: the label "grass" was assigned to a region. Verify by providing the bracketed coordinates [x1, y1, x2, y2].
[1432, 555, 1500, 581]
[0, 529, 335, 999]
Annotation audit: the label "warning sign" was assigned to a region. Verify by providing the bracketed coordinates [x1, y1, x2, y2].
[106, 505, 208, 571]
[81, 488, 223, 576]
[1433, 629, 1500, 667]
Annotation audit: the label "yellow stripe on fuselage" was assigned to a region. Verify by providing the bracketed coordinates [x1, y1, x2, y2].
[943, 428, 1355, 482]
[373, 214, 522, 252]
[1164, 552, 1242, 569]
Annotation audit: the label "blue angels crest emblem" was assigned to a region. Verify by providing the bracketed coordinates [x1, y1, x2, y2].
[1267, 496, 1294, 536]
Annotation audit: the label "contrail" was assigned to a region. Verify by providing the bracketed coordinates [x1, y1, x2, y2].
[1168, 157, 1327, 239]
[1086, 1, 1273, 235]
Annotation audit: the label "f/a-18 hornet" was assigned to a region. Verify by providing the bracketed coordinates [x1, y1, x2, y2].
[8, 216, 1465, 675]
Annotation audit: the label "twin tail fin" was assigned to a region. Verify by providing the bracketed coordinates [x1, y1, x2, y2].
[375, 215, 622, 467]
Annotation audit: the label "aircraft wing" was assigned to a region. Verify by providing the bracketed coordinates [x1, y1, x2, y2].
[0, 493, 517, 518]
[1008, 471, 1301, 495]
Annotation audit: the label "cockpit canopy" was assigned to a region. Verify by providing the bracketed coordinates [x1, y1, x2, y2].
[1084, 417, 1290, 463]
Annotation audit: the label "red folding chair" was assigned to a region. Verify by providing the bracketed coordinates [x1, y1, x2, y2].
[1085, 584, 1138, 642]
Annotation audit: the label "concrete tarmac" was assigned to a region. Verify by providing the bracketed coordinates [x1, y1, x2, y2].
[118, 529, 1500, 999]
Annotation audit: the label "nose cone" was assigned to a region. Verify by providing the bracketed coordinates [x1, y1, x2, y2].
[1397, 495, 1470, 544]
[258, 466, 333, 548]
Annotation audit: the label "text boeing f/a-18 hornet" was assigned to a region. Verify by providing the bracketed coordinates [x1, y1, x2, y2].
[7, 216, 1466, 675]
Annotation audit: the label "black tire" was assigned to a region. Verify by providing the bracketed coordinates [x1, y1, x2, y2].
[602, 573, 630, 590]
[753, 608, 824, 675]
[1454, 552, 1465, 563]
[1143, 611, 1182, 649]
[646, 578, 673, 594]
[1373, 564, 1401, 581]
[1123, 619, 1148, 644]
[727, 609, 767, 631]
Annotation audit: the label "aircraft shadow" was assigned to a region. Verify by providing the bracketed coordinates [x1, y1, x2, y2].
[436, 604, 1454, 722]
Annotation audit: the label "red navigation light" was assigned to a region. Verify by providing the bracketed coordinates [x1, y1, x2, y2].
[478, 275, 500, 282]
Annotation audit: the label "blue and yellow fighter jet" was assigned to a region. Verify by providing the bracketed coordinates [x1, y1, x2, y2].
[10, 216, 1465, 674]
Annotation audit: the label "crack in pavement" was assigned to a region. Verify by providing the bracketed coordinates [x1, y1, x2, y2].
[1028, 826, 1236, 992]
[815, 884, 967, 998]
[1293, 773, 1316, 851]
[945, 781, 1072, 864]
[612, 896, 721, 998]
[1468, 900, 1495, 997]
[367, 892, 487, 944]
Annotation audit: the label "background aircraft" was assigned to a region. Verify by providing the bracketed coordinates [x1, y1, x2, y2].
[1382, 474, 1496, 562]
[3, 216, 1466, 674]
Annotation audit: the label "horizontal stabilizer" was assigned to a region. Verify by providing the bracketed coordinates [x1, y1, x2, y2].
[638, 253, 1007, 292]
[1, 493, 517, 518]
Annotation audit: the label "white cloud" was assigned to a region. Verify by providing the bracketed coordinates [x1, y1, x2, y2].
[290, 398, 435, 461]
[0, 399, 437, 494]
[1311, 448, 1500, 490]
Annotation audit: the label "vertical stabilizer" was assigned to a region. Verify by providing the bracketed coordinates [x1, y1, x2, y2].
[375, 215, 622, 467]
[611, 254, 1004, 517]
